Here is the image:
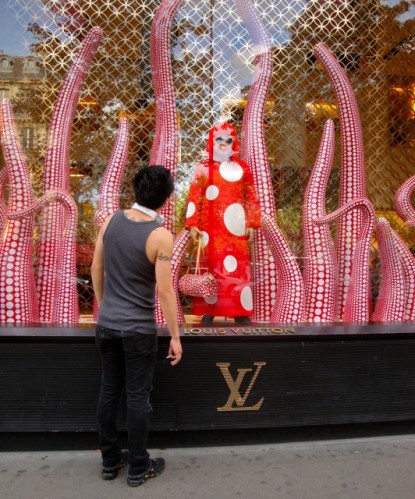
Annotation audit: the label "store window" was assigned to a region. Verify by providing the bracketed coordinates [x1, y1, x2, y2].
[0, 0, 414, 324]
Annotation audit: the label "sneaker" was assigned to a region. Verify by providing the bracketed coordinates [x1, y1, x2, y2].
[101, 449, 128, 480]
[127, 457, 165, 487]
[201, 314, 214, 325]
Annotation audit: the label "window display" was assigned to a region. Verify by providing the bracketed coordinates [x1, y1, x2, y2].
[0, 0, 414, 325]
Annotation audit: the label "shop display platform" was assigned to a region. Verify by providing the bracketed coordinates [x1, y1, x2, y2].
[1, 322, 415, 432]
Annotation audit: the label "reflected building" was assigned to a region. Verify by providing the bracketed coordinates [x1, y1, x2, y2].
[0, 54, 46, 155]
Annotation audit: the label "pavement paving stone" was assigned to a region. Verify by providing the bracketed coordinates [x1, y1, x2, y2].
[1, 435, 415, 499]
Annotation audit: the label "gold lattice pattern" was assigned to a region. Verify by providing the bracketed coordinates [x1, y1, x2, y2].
[1, 0, 415, 315]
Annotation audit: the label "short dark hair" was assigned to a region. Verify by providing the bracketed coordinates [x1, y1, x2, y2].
[133, 165, 174, 210]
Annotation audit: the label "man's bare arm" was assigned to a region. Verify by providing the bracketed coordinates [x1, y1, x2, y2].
[157, 252, 171, 261]
[153, 229, 183, 365]
[91, 214, 115, 305]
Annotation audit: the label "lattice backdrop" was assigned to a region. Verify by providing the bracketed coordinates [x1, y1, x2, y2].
[1, 0, 414, 315]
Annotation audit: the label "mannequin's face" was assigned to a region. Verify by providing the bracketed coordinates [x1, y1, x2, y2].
[212, 132, 234, 163]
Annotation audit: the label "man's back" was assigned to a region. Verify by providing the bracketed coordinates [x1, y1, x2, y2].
[98, 210, 161, 334]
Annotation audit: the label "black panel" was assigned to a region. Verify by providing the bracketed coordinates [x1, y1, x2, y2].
[0, 343, 101, 431]
[150, 339, 415, 430]
[1, 324, 415, 432]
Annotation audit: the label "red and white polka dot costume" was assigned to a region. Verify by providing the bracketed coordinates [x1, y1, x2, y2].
[185, 122, 261, 318]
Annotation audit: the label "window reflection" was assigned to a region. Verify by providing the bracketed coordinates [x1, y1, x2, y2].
[0, 0, 414, 319]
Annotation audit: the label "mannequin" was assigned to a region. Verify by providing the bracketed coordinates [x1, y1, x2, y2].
[185, 122, 261, 324]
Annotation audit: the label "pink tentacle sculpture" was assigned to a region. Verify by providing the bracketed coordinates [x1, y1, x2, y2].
[261, 214, 305, 323]
[395, 175, 415, 227]
[93, 117, 130, 320]
[0, 99, 38, 322]
[36, 27, 102, 322]
[373, 218, 407, 322]
[0, 168, 7, 233]
[0, 203, 5, 235]
[302, 119, 337, 322]
[155, 228, 190, 326]
[95, 117, 130, 228]
[150, 0, 181, 233]
[390, 229, 415, 321]
[314, 43, 367, 320]
[315, 198, 375, 323]
[236, 0, 276, 322]
[150, 0, 182, 325]
[171, 229, 192, 325]
[8, 190, 78, 323]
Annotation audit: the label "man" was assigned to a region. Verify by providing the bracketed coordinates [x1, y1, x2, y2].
[185, 122, 261, 324]
[91, 165, 182, 488]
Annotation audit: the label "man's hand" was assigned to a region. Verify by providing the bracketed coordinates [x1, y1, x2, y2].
[246, 228, 254, 245]
[189, 226, 202, 241]
[168, 337, 183, 366]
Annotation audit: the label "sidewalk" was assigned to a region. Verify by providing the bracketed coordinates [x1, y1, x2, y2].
[1, 434, 415, 499]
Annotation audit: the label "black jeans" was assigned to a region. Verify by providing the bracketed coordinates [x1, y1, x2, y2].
[95, 325, 158, 475]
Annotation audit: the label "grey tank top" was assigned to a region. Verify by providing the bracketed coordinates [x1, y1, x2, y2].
[97, 210, 162, 334]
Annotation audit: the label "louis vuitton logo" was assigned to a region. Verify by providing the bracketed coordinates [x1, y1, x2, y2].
[216, 362, 266, 412]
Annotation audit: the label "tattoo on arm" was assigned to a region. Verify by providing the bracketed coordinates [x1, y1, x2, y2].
[158, 252, 171, 261]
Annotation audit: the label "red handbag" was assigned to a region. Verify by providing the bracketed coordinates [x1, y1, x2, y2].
[178, 239, 217, 298]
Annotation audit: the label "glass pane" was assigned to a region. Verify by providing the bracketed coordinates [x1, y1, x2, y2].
[0, 0, 414, 325]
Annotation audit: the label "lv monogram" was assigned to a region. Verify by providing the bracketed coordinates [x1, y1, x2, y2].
[216, 362, 266, 412]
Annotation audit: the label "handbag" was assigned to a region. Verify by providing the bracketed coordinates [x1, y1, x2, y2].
[178, 238, 217, 298]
